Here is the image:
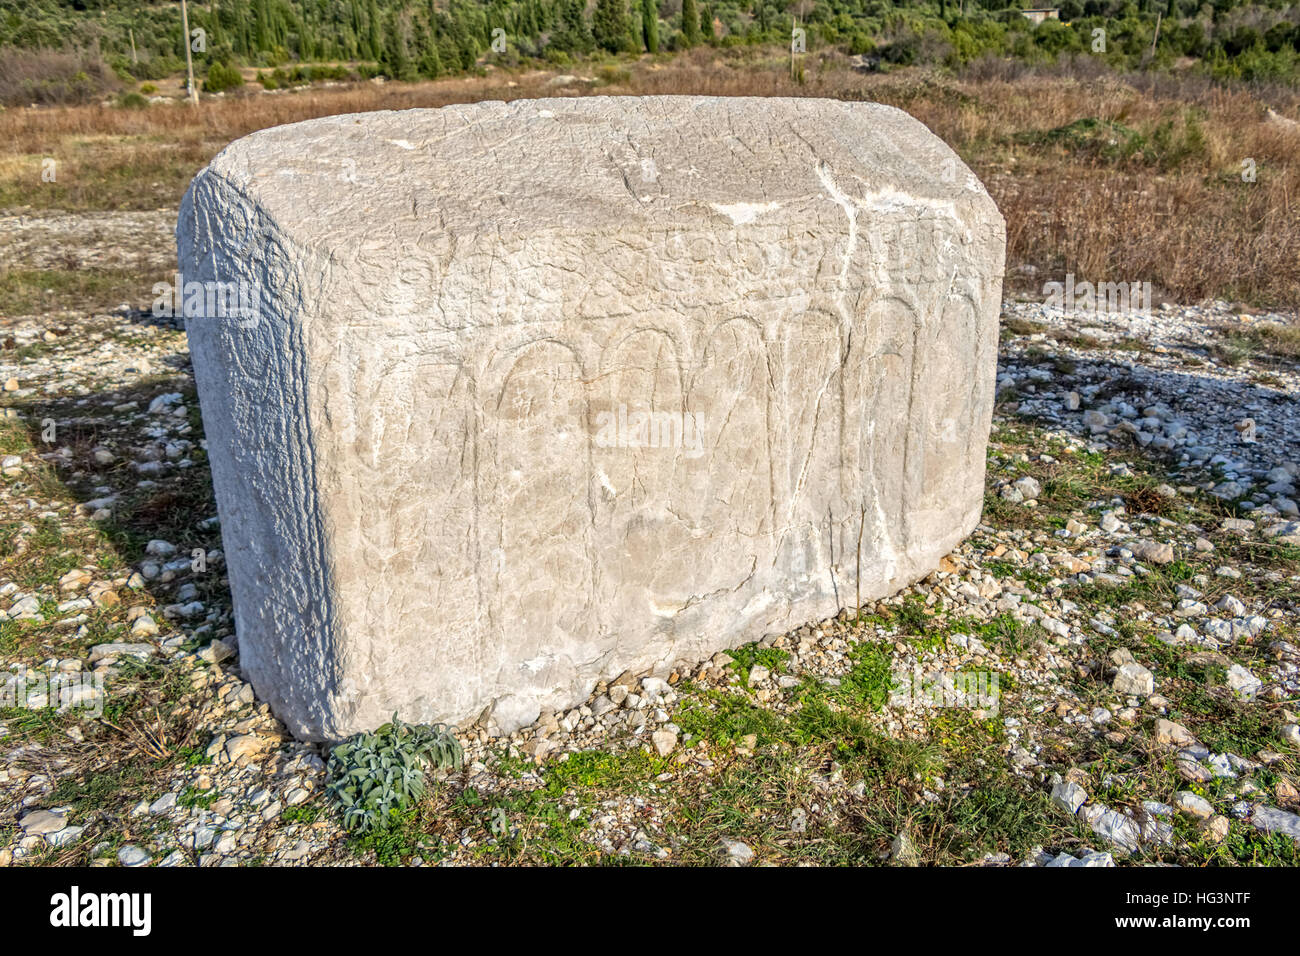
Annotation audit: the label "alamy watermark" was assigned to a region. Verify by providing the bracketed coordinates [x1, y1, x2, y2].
[593, 404, 706, 459]
[1042, 273, 1152, 317]
[151, 273, 263, 328]
[890, 664, 1000, 716]
[49, 886, 151, 936]
[2, 667, 104, 718]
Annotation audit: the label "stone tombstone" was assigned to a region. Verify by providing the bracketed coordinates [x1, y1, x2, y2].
[177, 95, 1005, 741]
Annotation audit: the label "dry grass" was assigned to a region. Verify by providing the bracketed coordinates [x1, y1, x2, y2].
[1210, 319, 1300, 366]
[1, 46, 1298, 307]
[1249, 321, 1300, 358]
[0, 47, 119, 107]
[0, 267, 151, 317]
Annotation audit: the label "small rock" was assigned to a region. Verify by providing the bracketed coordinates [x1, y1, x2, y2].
[1050, 779, 1088, 815]
[46, 825, 84, 847]
[198, 638, 235, 664]
[118, 845, 151, 867]
[1226, 664, 1262, 701]
[130, 615, 160, 638]
[1113, 661, 1155, 697]
[149, 792, 178, 815]
[651, 729, 678, 757]
[57, 569, 91, 591]
[89, 642, 155, 662]
[225, 734, 273, 763]
[1154, 718, 1197, 749]
[890, 831, 920, 865]
[20, 809, 68, 835]
[1251, 806, 1300, 841]
[1174, 791, 1214, 819]
[719, 839, 754, 866]
[1129, 539, 1175, 565]
[1013, 476, 1042, 500]
[1200, 815, 1231, 843]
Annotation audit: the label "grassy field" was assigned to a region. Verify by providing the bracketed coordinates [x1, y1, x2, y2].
[3, 378, 1296, 865]
[1, 46, 1299, 310]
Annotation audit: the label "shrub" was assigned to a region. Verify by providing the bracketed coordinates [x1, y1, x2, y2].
[849, 33, 876, 55]
[203, 61, 244, 94]
[596, 63, 632, 84]
[0, 46, 118, 106]
[133, 55, 184, 81]
[307, 64, 351, 82]
[325, 716, 463, 834]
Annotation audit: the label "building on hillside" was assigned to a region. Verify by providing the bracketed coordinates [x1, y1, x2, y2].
[1021, 8, 1060, 24]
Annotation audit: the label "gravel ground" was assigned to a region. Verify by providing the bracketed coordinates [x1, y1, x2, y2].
[0, 213, 176, 275]
[1, 216, 1297, 867]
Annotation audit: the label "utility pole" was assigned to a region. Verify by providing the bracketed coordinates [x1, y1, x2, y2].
[129, 28, 138, 64]
[181, 0, 199, 105]
[789, 14, 796, 80]
[1151, 13, 1162, 56]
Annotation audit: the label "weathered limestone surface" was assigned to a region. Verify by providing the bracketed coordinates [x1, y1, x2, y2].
[177, 95, 1005, 742]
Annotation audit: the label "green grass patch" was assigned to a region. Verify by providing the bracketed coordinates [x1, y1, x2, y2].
[48, 764, 153, 813]
[835, 642, 896, 711]
[0, 266, 162, 317]
[726, 642, 789, 685]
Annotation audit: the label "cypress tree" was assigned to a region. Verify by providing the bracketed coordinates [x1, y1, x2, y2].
[641, 0, 658, 52]
[366, 0, 383, 62]
[209, 0, 224, 48]
[234, 0, 250, 55]
[347, 1, 364, 56]
[551, 0, 594, 53]
[445, 4, 478, 70]
[299, 18, 315, 60]
[383, 12, 415, 79]
[417, 27, 443, 77]
[253, 0, 272, 52]
[682, 0, 700, 45]
[593, 0, 628, 52]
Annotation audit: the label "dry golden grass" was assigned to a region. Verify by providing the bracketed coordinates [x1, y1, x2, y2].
[1, 47, 1297, 307]
[1209, 319, 1300, 367]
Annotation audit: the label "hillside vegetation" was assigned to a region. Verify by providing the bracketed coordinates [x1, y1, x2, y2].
[2, 0, 1299, 107]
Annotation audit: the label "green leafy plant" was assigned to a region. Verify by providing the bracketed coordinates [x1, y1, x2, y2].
[325, 715, 462, 833]
[203, 61, 244, 94]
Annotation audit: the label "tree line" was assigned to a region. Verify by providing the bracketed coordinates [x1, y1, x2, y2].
[1, 0, 1297, 98]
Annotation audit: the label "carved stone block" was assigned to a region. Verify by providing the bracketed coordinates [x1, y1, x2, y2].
[177, 96, 1005, 740]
